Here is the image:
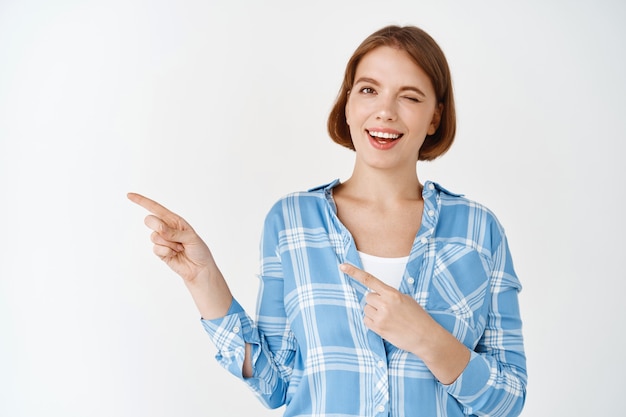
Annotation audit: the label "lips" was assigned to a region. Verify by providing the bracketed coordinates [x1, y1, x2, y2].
[367, 129, 403, 145]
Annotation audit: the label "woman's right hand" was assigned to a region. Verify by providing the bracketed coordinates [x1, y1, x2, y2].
[127, 192, 214, 282]
[128, 192, 233, 319]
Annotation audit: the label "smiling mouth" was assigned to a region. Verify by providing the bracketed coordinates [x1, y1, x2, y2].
[367, 130, 403, 144]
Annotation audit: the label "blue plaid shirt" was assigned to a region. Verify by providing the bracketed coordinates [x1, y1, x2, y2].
[202, 180, 527, 417]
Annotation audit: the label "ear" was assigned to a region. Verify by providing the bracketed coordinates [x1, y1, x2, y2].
[427, 103, 443, 135]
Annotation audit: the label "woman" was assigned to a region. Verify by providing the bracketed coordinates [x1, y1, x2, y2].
[129, 25, 527, 417]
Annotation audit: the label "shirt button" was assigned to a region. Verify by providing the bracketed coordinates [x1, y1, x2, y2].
[428, 209, 435, 217]
[407, 277, 415, 284]
[377, 360, 385, 368]
[232, 326, 240, 334]
[428, 183, 435, 190]
[421, 237, 428, 244]
[377, 404, 385, 412]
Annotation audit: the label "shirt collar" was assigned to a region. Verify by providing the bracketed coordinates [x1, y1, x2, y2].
[423, 180, 464, 198]
[307, 179, 341, 193]
[308, 179, 463, 198]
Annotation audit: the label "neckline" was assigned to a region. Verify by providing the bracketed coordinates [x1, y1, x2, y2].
[357, 250, 410, 263]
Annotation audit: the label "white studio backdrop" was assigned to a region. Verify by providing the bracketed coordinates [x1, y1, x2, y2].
[1, 0, 624, 416]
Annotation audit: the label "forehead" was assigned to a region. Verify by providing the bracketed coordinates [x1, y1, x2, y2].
[355, 46, 430, 82]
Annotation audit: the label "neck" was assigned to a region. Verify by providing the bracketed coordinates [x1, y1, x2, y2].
[340, 164, 423, 203]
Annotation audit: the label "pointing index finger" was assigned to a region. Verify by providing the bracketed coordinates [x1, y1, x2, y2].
[340, 263, 389, 293]
[127, 192, 176, 218]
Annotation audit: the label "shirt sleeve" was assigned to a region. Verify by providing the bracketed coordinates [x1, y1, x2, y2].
[200, 203, 295, 410]
[200, 298, 289, 409]
[444, 225, 528, 416]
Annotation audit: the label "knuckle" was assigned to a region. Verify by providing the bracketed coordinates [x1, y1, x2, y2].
[388, 291, 401, 302]
[153, 244, 169, 258]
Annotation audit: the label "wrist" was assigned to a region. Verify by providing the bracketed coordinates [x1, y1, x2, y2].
[414, 320, 471, 385]
[183, 267, 233, 320]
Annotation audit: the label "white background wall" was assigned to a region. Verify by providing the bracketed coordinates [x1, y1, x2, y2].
[1, 0, 624, 416]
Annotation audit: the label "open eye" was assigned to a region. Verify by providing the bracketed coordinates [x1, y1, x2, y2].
[359, 87, 376, 95]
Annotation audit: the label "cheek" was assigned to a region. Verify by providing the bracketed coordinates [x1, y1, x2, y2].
[345, 100, 367, 127]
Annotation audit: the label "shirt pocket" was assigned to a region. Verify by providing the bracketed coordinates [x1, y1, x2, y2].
[424, 242, 491, 347]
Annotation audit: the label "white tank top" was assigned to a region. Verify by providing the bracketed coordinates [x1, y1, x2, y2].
[358, 251, 409, 290]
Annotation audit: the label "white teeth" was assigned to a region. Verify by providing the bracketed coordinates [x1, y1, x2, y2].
[369, 131, 401, 139]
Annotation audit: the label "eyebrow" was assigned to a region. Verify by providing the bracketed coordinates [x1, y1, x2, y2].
[354, 77, 427, 98]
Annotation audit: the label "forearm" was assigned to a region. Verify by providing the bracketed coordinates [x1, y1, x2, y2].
[184, 265, 233, 320]
[243, 343, 253, 377]
[446, 350, 527, 416]
[444, 288, 527, 415]
[189, 264, 251, 377]
[411, 317, 471, 385]
[201, 299, 292, 409]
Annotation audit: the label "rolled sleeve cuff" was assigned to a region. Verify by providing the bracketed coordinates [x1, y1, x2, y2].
[445, 350, 492, 401]
[200, 299, 260, 378]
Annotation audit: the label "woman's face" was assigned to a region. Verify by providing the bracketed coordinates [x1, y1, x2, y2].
[345, 46, 441, 171]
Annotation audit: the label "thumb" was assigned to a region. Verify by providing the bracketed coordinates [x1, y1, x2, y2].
[156, 220, 197, 244]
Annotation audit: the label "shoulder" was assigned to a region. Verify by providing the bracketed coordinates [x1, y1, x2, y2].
[263, 179, 339, 225]
[429, 181, 501, 223]
[268, 179, 337, 209]
[427, 181, 507, 247]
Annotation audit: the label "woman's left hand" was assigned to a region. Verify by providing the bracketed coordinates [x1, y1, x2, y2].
[340, 263, 470, 384]
[339, 263, 432, 353]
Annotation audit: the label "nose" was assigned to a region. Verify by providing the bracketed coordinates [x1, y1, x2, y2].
[376, 95, 397, 121]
